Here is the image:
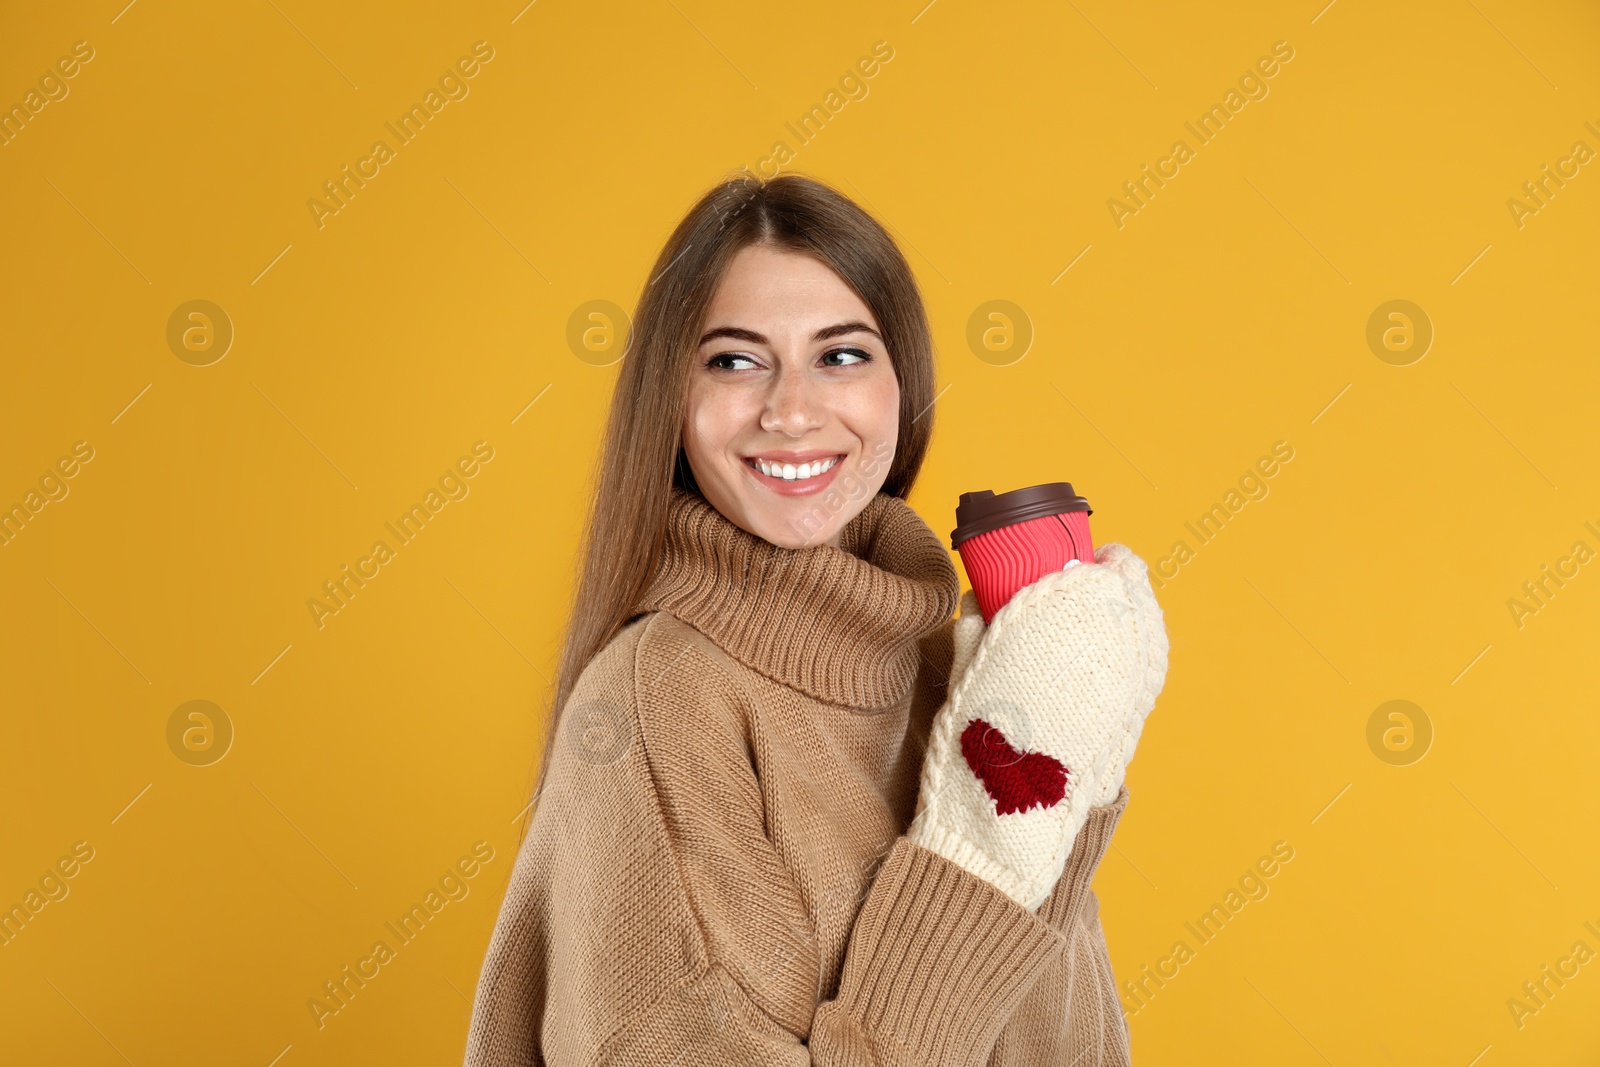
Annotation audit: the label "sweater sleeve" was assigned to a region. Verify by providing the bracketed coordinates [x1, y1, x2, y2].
[986, 786, 1131, 1065]
[910, 614, 1135, 1065]
[463, 615, 1074, 1067]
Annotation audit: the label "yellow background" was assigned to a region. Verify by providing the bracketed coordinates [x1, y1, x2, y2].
[3, 0, 1597, 1063]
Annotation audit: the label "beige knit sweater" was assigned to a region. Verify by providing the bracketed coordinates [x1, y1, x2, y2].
[464, 485, 1132, 1066]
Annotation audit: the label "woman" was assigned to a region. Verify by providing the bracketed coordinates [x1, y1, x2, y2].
[464, 172, 1169, 1066]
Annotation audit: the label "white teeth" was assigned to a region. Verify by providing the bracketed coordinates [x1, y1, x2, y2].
[753, 455, 839, 481]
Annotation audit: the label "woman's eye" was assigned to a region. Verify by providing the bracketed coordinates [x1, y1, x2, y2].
[823, 347, 872, 367]
[705, 348, 872, 371]
[707, 352, 759, 371]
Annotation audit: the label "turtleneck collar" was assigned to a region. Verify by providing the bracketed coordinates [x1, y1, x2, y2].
[634, 486, 961, 710]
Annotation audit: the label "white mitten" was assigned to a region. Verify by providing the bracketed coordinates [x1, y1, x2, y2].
[947, 588, 985, 689]
[1090, 542, 1169, 803]
[908, 544, 1168, 911]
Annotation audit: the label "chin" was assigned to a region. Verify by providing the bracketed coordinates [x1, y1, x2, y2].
[744, 500, 843, 549]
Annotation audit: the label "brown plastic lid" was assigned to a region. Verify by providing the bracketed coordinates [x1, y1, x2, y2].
[950, 482, 1092, 548]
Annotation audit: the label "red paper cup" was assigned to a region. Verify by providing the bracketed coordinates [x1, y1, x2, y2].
[951, 483, 1094, 625]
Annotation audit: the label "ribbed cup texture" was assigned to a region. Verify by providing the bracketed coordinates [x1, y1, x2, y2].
[958, 512, 1094, 624]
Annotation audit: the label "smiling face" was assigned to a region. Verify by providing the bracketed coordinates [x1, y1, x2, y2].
[682, 243, 901, 549]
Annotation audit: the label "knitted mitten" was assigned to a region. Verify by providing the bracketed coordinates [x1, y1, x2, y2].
[1088, 542, 1169, 804]
[909, 543, 1168, 911]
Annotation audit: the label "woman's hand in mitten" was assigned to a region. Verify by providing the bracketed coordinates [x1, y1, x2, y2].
[1088, 541, 1169, 803]
[909, 546, 1168, 911]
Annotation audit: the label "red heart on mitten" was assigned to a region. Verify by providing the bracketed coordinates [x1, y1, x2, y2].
[960, 718, 1069, 816]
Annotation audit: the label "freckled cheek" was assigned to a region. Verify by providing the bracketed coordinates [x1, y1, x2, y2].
[686, 391, 761, 464]
[838, 376, 901, 449]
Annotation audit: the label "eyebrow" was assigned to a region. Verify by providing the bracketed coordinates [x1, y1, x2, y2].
[696, 320, 883, 347]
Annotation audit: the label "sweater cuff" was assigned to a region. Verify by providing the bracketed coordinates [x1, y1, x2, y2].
[824, 836, 1071, 1064]
[1040, 784, 1129, 930]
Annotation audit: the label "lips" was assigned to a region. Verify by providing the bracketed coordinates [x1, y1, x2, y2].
[741, 451, 846, 473]
[741, 450, 844, 464]
[740, 451, 847, 496]
[743, 449, 846, 483]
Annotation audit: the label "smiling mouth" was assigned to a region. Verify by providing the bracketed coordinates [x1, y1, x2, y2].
[742, 454, 844, 482]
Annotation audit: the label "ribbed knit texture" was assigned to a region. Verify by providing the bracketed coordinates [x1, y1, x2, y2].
[463, 486, 1133, 1066]
[635, 486, 961, 709]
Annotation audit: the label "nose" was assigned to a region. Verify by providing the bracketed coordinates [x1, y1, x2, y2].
[759, 363, 823, 437]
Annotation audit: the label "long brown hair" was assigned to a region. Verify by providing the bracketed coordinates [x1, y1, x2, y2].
[523, 170, 941, 822]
